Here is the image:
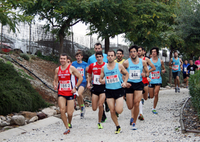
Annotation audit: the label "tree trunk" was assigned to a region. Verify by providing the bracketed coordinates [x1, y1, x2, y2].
[105, 36, 109, 54]
[52, 32, 55, 55]
[0, 24, 3, 51]
[59, 34, 64, 54]
[169, 45, 173, 84]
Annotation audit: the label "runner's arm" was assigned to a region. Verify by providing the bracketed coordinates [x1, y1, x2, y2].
[119, 64, 129, 83]
[161, 60, 166, 73]
[142, 60, 149, 77]
[53, 67, 59, 90]
[71, 66, 83, 87]
[99, 66, 105, 84]
[147, 58, 156, 72]
[122, 60, 128, 69]
[169, 58, 173, 69]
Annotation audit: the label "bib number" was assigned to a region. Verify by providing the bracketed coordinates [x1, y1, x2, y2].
[129, 70, 140, 80]
[190, 71, 194, 75]
[172, 65, 179, 71]
[59, 80, 71, 91]
[93, 75, 101, 85]
[77, 68, 84, 76]
[106, 75, 119, 84]
[184, 67, 187, 72]
[151, 71, 160, 79]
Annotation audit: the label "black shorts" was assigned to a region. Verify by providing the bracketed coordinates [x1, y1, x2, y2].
[148, 84, 162, 88]
[58, 94, 74, 106]
[106, 88, 125, 100]
[183, 73, 189, 79]
[126, 81, 144, 93]
[172, 71, 180, 79]
[91, 85, 106, 96]
[143, 83, 148, 87]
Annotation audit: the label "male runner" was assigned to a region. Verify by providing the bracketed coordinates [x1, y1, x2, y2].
[195, 56, 200, 70]
[99, 50, 129, 134]
[182, 59, 190, 88]
[187, 59, 198, 77]
[53, 53, 83, 135]
[169, 51, 183, 93]
[72, 51, 87, 118]
[133, 46, 155, 121]
[123, 45, 149, 130]
[86, 43, 108, 122]
[87, 51, 106, 129]
[115, 49, 125, 64]
[148, 47, 166, 114]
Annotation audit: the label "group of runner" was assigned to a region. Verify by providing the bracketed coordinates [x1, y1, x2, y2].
[53, 43, 199, 135]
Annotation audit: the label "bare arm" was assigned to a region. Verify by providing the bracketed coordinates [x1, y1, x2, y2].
[161, 60, 166, 73]
[122, 60, 129, 69]
[146, 58, 156, 72]
[53, 67, 59, 90]
[119, 64, 128, 88]
[87, 73, 92, 89]
[142, 60, 149, 77]
[99, 66, 105, 84]
[169, 58, 173, 69]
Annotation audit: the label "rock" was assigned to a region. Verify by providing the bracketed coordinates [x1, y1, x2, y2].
[19, 111, 37, 120]
[2, 126, 14, 131]
[0, 116, 6, 121]
[42, 108, 57, 117]
[165, 86, 171, 89]
[50, 106, 57, 110]
[37, 112, 47, 120]
[11, 115, 25, 126]
[0, 121, 10, 127]
[29, 116, 38, 123]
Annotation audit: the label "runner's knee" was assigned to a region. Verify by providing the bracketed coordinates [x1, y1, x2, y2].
[60, 107, 66, 114]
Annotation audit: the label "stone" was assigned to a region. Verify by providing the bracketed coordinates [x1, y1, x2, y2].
[29, 116, 38, 123]
[165, 86, 171, 89]
[42, 107, 57, 117]
[37, 112, 47, 120]
[2, 126, 14, 131]
[19, 111, 37, 120]
[0, 121, 10, 127]
[0, 116, 6, 121]
[50, 106, 57, 110]
[11, 115, 25, 126]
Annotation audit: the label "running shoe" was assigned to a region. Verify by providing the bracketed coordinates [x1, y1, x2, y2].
[141, 98, 144, 105]
[101, 117, 107, 123]
[68, 123, 72, 128]
[130, 118, 134, 125]
[175, 87, 177, 93]
[152, 110, 158, 114]
[132, 123, 137, 130]
[98, 123, 103, 129]
[105, 103, 110, 112]
[115, 127, 122, 134]
[138, 114, 144, 120]
[178, 88, 180, 93]
[80, 106, 86, 119]
[63, 129, 70, 135]
[116, 112, 119, 117]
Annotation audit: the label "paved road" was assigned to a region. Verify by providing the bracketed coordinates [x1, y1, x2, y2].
[2, 89, 200, 142]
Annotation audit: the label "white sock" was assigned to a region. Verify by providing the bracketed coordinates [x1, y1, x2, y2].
[139, 101, 143, 115]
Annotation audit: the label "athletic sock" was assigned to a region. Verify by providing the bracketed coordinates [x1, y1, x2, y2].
[81, 104, 84, 107]
[116, 125, 120, 129]
[139, 101, 143, 115]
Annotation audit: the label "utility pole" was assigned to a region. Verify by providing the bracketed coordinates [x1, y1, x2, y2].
[1, 23, 3, 50]
[29, 22, 31, 53]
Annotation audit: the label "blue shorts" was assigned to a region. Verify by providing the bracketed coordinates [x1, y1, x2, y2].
[79, 82, 87, 88]
[148, 84, 162, 88]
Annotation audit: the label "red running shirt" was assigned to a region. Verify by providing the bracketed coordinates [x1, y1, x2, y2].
[57, 65, 73, 96]
[88, 62, 105, 85]
[142, 57, 149, 85]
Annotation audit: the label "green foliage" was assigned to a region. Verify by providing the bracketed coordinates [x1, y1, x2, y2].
[189, 70, 200, 118]
[5, 61, 13, 66]
[0, 60, 50, 115]
[37, 51, 59, 64]
[17, 69, 34, 80]
[20, 53, 30, 61]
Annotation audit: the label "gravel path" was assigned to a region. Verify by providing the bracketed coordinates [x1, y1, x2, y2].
[5, 89, 200, 142]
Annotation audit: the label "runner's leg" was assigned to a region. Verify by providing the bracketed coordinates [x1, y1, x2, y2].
[148, 87, 154, 99]
[98, 93, 106, 123]
[107, 98, 118, 126]
[126, 93, 134, 110]
[133, 91, 143, 124]
[153, 85, 160, 109]
[58, 96, 69, 129]
[92, 94, 99, 111]
[143, 86, 148, 100]
[77, 86, 85, 109]
[66, 99, 74, 125]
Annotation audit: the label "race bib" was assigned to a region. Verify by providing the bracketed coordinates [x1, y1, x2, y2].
[172, 65, 179, 70]
[93, 75, 101, 85]
[59, 80, 72, 91]
[106, 75, 119, 84]
[151, 71, 160, 79]
[190, 71, 194, 75]
[129, 70, 140, 80]
[184, 67, 187, 72]
[77, 67, 84, 76]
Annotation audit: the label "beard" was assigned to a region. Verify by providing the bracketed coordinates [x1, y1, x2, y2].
[131, 56, 137, 60]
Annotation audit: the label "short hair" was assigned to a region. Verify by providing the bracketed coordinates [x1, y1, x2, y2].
[150, 47, 159, 55]
[67, 56, 72, 63]
[138, 46, 145, 51]
[189, 59, 193, 61]
[108, 50, 116, 56]
[116, 49, 124, 54]
[174, 51, 178, 54]
[95, 51, 103, 57]
[75, 51, 83, 56]
[184, 59, 188, 61]
[129, 45, 139, 52]
[94, 43, 102, 48]
[60, 53, 68, 58]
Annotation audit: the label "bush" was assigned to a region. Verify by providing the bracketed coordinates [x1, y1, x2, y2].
[189, 70, 200, 118]
[20, 53, 30, 61]
[0, 60, 50, 115]
[37, 51, 59, 63]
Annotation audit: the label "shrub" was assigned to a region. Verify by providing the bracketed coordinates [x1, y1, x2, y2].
[20, 53, 30, 61]
[0, 61, 50, 115]
[189, 70, 200, 118]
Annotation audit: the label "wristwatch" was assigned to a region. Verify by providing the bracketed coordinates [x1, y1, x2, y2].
[75, 86, 78, 90]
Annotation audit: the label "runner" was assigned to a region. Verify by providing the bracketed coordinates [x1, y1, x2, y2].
[169, 51, 183, 93]
[86, 43, 108, 122]
[186, 59, 198, 76]
[123, 45, 149, 130]
[87, 51, 106, 129]
[99, 50, 129, 134]
[72, 51, 87, 118]
[148, 47, 166, 114]
[134, 46, 156, 122]
[115, 49, 125, 64]
[53, 53, 83, 135]
[194, 56, 200, 70]
[182, 59, 190, 88]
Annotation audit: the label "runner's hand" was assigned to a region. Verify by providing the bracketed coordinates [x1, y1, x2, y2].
[141, 72, 146, 77]
[71, 88, 76, 93]
[147, 77, 151, 82]
[162, 69, 166, 73]
[54, 85, 57, 90]
[121, 82, 127, 88]
[87, 83, 91, 89]
[127, 83, 131, 88]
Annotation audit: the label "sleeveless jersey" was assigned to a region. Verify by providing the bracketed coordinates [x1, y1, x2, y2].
[104, 63, 123, 89]
[142, 57, 149, 84]
[149, 58, 162, 84]
[172, 57, 181, 72]
[115, 59, 125, 64]
[57, 65, 73, 96]
[127, 58, 143, 83]
[72, 61, 87, 83]
[88, 62, 106, 85]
